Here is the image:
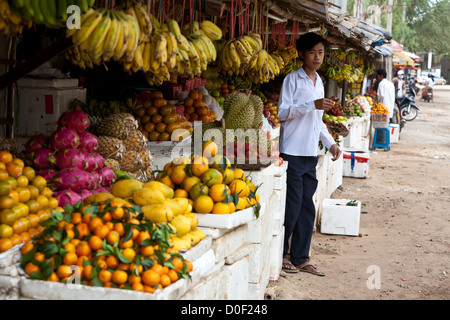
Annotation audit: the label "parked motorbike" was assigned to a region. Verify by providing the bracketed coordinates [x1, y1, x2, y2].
[397, 85, 419, 121]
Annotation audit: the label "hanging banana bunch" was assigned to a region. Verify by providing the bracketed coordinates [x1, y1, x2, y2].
[0, 0, 32, 34]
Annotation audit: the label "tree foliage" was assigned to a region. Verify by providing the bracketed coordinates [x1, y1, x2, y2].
[345, 0, 449, 54]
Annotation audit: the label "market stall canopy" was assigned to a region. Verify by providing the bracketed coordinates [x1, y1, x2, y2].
[393, 51, 415, 68]
[391, 39, 403, 52]
[262, 0, 330, 23]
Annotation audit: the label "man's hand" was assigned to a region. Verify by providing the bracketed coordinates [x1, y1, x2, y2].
[329, 144, 342, 162]
[314, 98, 334, 111]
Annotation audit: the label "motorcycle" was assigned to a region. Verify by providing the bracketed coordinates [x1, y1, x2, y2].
[397, 85, 419, 121]
[421, 87, 433, 102]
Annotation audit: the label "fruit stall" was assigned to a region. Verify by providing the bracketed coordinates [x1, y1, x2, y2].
[0, 0, 393, 300]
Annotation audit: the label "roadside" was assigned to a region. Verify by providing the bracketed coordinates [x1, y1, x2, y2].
[272, 85, 450, 300]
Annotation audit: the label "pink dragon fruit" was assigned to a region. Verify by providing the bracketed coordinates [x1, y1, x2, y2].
[54, 189, 82, 208]
[91, 153, 105, 171]
[25, 134, 48, 154]
[90, 171, 101, 189]
[82, 151, 99, 172]
[99, 166, 116, 187]
[53, 168, 92, 192]
[31, 148, 55, 170]
[78, 189, 93, 201]
[50, 128, 80, 150]
[79, 131, 98, 152]
[58, 108, 90, 133]
[55, 149, 88, 170]
[91, 187, 110, 194]
[37, 169, 57, 181]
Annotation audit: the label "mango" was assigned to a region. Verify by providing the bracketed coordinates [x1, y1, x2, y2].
[171, 215, 192, 237]
[141, 203, 174, 223]
[142, 181, 174, 199]
[163, 198, 182, 216]
[172, 197, 190, 214]
[184, 212, 198, 229]
[132, 188, 165, 206]
[110, 179, 143, 199]
[84, 192, 115, 204]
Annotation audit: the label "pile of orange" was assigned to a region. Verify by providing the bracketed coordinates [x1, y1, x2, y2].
[153, 142, 260, 215]
[180, 90, 216, 123]
[0, 151, 57, 253]
[20, 198, 193, 292]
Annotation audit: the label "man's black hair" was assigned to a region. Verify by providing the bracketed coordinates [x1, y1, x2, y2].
[296, 32, 327, 54]
[375, 69, 387, 78]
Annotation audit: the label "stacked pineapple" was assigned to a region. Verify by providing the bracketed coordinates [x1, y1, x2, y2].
[91, 113, 153, 180]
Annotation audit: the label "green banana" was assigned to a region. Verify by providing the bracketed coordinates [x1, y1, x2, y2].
[58, 0, 68, 23]
[30, 0, 44, 24]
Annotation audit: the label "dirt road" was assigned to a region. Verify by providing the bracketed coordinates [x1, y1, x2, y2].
[273, 85, 450, 300]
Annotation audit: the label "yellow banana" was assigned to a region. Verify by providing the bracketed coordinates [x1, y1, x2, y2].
[132, 42, 145, 72]
[239, 36, 255, 56]
[88, 12, 112, 60]
[234, 39, 248, 60]
[154, 33, 167, 64]
[249, 33, 262, 51]
[199, 34, 216, 61]
[142, 41, 151, 72]
[194, 34, 211, 62]
[200, 20, 222, 40]
[113, 11, 131, 61]
[133, 0, 152, 35]
[102, 12, 121, 61]
[227, 42, 240, 70]
[124, 14, 140, 62]
[72, 10, 103, 46]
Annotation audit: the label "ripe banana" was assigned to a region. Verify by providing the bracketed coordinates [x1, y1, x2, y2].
[200, 20, 222, 41]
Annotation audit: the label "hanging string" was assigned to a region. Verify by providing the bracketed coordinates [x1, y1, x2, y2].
[181, 0, 186, 28]
[246, 1, 250, 34]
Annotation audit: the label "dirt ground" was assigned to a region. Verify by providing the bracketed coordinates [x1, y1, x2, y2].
[271, 85, 450, 300]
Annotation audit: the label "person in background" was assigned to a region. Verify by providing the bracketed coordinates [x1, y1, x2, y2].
[375, 69, 395, 121]
[277, 32, 342, 276]
[392, 70, 406, 103]
[423, 73, 435, 89]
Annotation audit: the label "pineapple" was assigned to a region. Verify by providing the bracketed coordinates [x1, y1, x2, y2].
[104, 158, 121, 170]
[96, 136, 126, 161]
[123, 130, 147, 152]
[119, 150, 143, 172]
[95, 113, 138, 140]
[139, 149, 153, 168]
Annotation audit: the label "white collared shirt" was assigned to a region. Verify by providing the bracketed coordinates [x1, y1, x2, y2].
[377, 78, 396, 118]
[277, 67, 336, 156]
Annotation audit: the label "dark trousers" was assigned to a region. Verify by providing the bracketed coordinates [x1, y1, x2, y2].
[280, 153, 319, 266]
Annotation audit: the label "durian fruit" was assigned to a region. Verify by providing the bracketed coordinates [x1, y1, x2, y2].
[104, 158, 121, 170]
[123, 130, 147, 152]
[96, 136, 126, 161]
[119, 150, 143, 172]
[95, 113, 138, 140]
[223, 92, 255, 130]
[249, 94, 264, 129]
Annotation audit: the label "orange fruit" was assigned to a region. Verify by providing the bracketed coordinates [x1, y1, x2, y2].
[0, 181, 12, 197]
[229, 179, 250, 198]
[8, 190, 19, 205]
[40, 187, 52, 198]
[31, 176, 46, 192]
[11, 158, 24, 168]
[208, 184, 229, 202]
[106, 230, 120, 245]
[202, 141, 218, 158]
[113, 222, 125, 236]
[76, 241, 91, 257]
[63, 252, 78, 266]
[64, 242, 76, 253]
[185, 260, 193, 273]
[22, 166, 36, 181]
[19, 231, 31, 243]
[140, 245, 154, 257]
[0, 151, 13, 164]
[83, 265, 93, 280]
[132, 282, 144, 292]
[46, 272, 59, 282]
[160, 274, 171, 287]
[0, 238, 13, 252]
[98, 269, 112, 283]
[88, 235, 103, 251]
[27, 213, 40, 228]
[20, 242, 34, 255]
[106, 255, 119, 269]
[122, 248, 136, 262]
[35, 195, 49, 210]
[119, 238, 133, 249]
[16, 175, 28, 188]
[94, 225, 110, 239]
[71, 212, 82, 225]
[193, 195, 214, 214]
[112, 269, 128, 284]
[171, 257, 184, 272]
[173, 189, 188, 198]
[191, 155, 209, 177]
[24, 262, 40, 275]
[57, 265, 73, 279]
[0, 170, 8, 181]
[136, 231, 150, 246]
[16, 187, 31, 203]
[167, 269, 179, 283]
[75, 222, 90, 239]
[6, 162, 23, 179]
[34, 252, 45, 263]
[212, 202, 231, 215]
[88, 217, 103, 232]
[142, 270, 160, 287]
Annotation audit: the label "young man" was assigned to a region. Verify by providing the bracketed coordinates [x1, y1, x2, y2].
[392, 70, 406, 102]
[375, 69, 395, 120]
[277, 32, 342, 276]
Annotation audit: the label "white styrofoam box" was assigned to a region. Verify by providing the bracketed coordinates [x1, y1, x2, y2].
[0, 244, 23, 269]
[19, 269, 201, 300]
[194, 206, 257, 229]
[247, 203, 272, 244]
[210, 224, 248, 263]
[0, 275, 20, 300]
[191, 249, 216, 278]
[360, 114, 371, 137]
[224, 243, 253, 265]
[198, 227, 229, 240]
[181, 235, 212, 263]
[273, 160, 288, 177]
[270, 188, 286, 236]
[248, 257, 270, 300]
[325, 154, 343, 198]
[389, 123, 400, 143]
[273, 171, 286, 190]
[0, 264, 19, 277]
[223, 256, 249, 300]
[343, 118, 363, 149]
[245, 165, 274, 203]
[17, 77, 80, 88]
[248, 243, 270, 284]
[320, 199, 361, 236]
[313, 155, 329, 219]
[269, 227, 285, 281]
[146, 136, 192, 171]
[16, 85, 86, 136]
[342, 151, 370, 178]
[345, 136, 370, 153]
[182, 266, 227, 300]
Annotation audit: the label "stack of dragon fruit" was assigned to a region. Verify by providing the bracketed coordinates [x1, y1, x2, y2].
[25, 108, 116, 207]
